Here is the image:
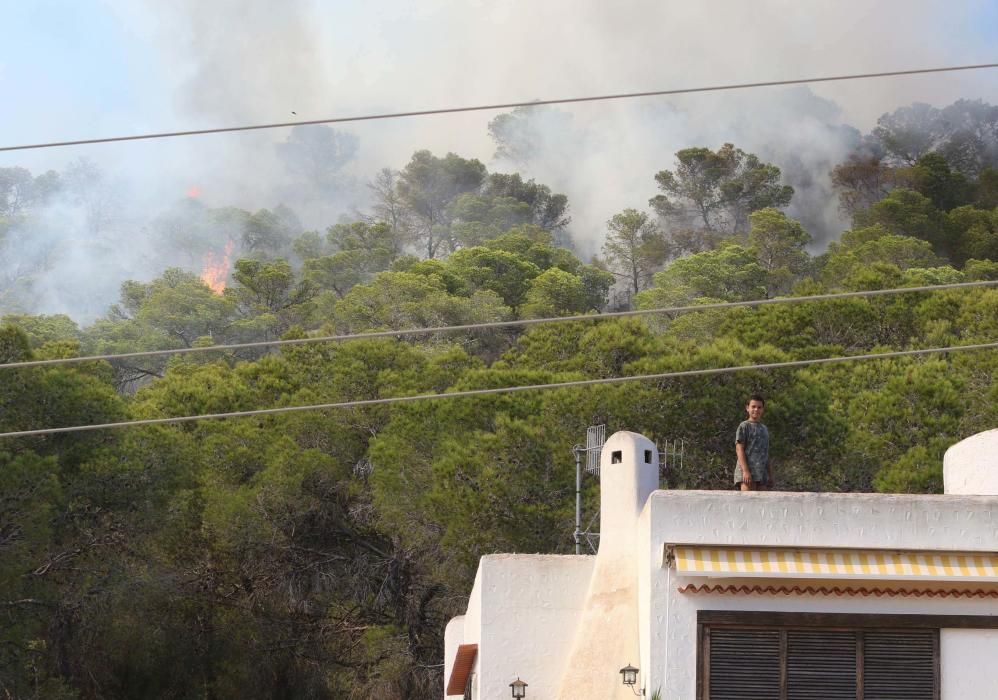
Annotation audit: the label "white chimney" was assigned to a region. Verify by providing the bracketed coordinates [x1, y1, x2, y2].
[556, 431, 659, 700]
[599, 431, 660, 554]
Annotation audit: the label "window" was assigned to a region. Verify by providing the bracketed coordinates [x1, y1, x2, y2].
[698, 612, 939, 700]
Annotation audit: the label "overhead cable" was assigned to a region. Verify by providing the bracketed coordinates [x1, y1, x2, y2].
[2, 340, 995, 439]
[2, 62, 997, 153]
[2, 279, 995, 371]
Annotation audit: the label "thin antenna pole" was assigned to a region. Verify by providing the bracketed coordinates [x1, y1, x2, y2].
[573, 444, 583, 555]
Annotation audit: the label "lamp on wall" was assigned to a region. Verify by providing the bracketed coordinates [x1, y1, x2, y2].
[619, 663, 645, 696]
[509, 677, 528, 698]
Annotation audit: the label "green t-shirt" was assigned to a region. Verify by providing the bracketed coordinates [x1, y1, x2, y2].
[733, 420, 769, 484]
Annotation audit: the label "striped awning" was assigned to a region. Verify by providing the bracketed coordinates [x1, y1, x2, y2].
[670, 545, 998, 581]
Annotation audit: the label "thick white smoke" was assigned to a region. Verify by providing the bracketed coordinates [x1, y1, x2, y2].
[2, 0, 997, 319]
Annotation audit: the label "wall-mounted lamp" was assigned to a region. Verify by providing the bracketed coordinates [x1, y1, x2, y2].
[619, 663, 645, 696]
[510, 677, 528, 698]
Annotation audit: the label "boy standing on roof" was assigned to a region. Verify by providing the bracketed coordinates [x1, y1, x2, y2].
[734, 394, 773, 491]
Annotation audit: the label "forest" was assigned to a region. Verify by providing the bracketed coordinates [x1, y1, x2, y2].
[2, 98, 998, 698]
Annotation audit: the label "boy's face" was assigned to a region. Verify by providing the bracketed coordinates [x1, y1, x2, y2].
[746, 399, 765, 422]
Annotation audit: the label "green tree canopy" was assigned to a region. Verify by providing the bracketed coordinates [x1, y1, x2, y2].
[820, 226, 942, 286]
[946, 205, 998, 265]
[637, 244, 767, 306]
[482, 172, 571, 231]
[447, 193, 533, 247]
[602, 209, 669, 296]
[446, 247, 542, 310]
[226, 258, 317, 341]
[747, 209, 812, 297]
[650, 143, 794, 233]
[897, 152, 971, 211]
[521, 268, 590, 318]
[853, 188, 952, 258]
[334, 271, 510, 333]
[396, 150, 488, 258]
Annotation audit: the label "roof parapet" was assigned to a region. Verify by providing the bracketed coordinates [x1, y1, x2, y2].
[944, 429, 998, 495]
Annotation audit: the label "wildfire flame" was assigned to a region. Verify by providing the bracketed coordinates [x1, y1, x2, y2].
[201, 240, 234, 295]
[187, 185, 202, 198]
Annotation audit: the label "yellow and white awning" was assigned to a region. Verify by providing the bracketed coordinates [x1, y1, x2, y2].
[670, 545, 998, 582]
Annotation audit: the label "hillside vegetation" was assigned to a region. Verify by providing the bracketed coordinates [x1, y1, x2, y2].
[2, 99, 998, 698]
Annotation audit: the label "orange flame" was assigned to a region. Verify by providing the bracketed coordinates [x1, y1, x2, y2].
[201, 240, 234, 294]
[187, 185, 202, 198]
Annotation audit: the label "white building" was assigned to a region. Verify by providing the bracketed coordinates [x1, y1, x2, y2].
[443, 429, 998, 700]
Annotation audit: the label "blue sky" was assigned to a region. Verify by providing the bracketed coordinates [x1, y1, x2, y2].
[3, 2, 169, 145]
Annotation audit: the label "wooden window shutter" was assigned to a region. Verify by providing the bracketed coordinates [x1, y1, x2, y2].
[863, 630, 936, 700]
[706, 628, 781, 700]
[786, 630, 857, 700]
[701, 620, 939, 700]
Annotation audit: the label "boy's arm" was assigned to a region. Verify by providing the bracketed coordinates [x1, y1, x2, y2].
[735, 442, 751, 483]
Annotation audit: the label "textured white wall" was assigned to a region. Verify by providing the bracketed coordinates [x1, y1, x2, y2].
[443, 616, 465, 698]
[941, 630, 998, 699]
[944, 428, 998, 495]
[640, 490, 998, 699]
[474, 554, 593, 700]
[443, 567, 484, 699]
[648, 490, 998, 550]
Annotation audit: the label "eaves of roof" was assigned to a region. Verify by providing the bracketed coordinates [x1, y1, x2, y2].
[445, 643, 478, 696]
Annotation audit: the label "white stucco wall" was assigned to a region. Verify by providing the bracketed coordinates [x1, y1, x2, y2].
[637, 495, 656, 698]
[465, 568, 483, 639]
[640, 490, 998, 700]
[443, 567, 484, 698]
[944, 428, 998, 495]
[941, 630, 998, 699]
[443, 616, 465, 697]
[470, 554, 593, 700]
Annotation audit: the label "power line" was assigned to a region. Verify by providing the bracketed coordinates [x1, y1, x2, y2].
[2, 63, 997, 153]
[2, 279, 995, 371]
[2, 340, 994, 439]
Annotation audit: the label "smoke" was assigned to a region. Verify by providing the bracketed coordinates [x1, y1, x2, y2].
[2, 0, 997, 320]
[486, 90, 861, 255]
[1, 155, 155, 321]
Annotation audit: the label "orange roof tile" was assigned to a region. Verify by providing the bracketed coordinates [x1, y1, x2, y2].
[446, 643, 478, 696]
